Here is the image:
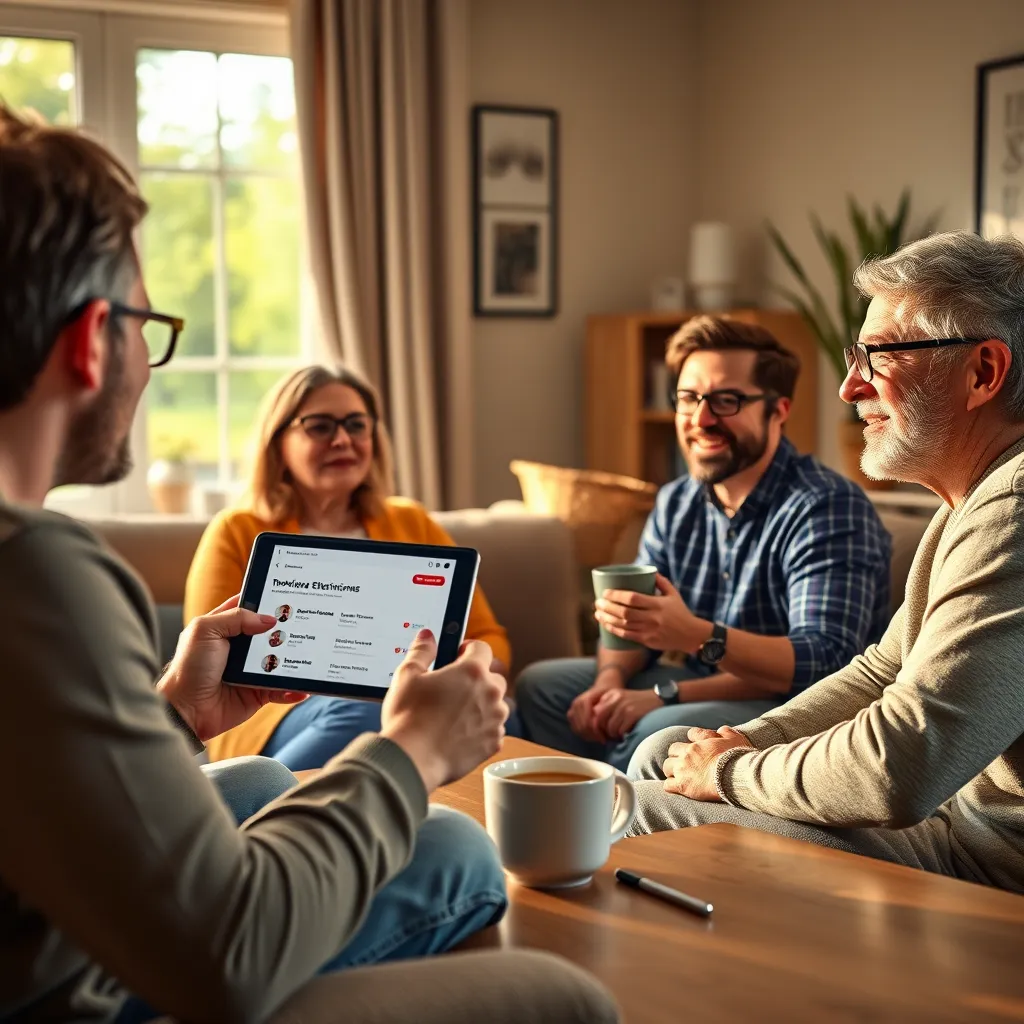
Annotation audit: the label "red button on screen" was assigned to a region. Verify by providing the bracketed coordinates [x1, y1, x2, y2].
[412, 574, 445, 586]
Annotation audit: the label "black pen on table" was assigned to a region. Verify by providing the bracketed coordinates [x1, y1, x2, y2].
[614, 868, 713, 918]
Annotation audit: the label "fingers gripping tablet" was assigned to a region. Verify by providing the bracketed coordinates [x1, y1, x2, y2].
[223, 533, 480, 699]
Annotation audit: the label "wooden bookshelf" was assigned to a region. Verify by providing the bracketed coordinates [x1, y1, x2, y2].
[585, 309, 819, 485]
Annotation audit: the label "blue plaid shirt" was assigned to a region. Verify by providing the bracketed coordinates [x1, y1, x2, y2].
[636, 438, 892, 694]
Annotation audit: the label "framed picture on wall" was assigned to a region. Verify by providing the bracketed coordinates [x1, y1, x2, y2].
[976, 53, 1024, 241]
[472, 104, 558, 316]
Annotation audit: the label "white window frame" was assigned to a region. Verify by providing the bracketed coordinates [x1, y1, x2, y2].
[0, 1, 316, 517]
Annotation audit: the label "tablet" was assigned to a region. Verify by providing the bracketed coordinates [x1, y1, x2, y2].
[224, 532, 481, 700]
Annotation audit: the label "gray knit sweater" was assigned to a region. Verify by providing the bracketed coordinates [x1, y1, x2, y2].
[716, 437, 1024, 892]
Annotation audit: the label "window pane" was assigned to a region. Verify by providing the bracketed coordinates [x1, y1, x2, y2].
[228, 369, 285, 477]
[140, 173, 216, 357]
[225, 177, 301, 356]
[137, 49, 217, 169]
[218, 53, 297, 172]
[148, 371, 218, 482]
[0, 36, 76, 124]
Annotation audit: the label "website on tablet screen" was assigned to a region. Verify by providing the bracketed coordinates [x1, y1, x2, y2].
[244, 543, 457, 689]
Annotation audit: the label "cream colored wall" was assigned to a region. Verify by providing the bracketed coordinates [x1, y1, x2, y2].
[468, 0, 698, 506]
[693, 0, 1024, 472]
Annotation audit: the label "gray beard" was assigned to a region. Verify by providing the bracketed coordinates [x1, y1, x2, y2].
[858, 378, 955, 482]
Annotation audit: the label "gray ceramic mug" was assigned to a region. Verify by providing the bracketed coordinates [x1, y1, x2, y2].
[592, 563, 658, 650]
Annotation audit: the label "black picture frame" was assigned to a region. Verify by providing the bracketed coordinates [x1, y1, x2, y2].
[975, 53, 1024, 240]
[472, 104, 558, 317]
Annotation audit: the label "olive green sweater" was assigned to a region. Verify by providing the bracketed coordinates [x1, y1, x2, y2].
[717, 437, 1024, 892]
[0, 505, 427, 1022]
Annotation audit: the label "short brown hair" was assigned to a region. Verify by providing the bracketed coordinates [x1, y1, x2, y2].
[665, 315, 800, 400]
[243, 365, 395, 524]
[0, 104, 147, 409]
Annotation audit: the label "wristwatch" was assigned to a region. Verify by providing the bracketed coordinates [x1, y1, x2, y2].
[697, 622, 728, 667]
[653, 679, 680, 705]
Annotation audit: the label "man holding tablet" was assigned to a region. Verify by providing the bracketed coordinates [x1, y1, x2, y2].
[0, 106, 617, 1024]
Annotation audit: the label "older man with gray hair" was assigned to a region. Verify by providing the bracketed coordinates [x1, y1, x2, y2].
[626, 230, 1024, 893]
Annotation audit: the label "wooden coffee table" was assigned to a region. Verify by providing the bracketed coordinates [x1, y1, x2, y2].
[427, 737, 1024, 1023]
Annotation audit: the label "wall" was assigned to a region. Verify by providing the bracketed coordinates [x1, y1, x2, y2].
[469, 0, 698, 506]
[694, 0, 1024, 471]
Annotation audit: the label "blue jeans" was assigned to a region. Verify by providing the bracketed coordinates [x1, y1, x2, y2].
[263, 696, 384, 770]
[116, 756, 506, 1021]
[514, 656, 780, 771]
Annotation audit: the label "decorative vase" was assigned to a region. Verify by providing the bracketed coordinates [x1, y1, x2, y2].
[147, 458, 195, 514]
[838, 420, 894, 492]
[688, 222, 737, 312]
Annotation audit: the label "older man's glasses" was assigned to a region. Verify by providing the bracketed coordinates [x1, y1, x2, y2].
[293, 413, 375, 442]
[843, 337, 981, 383]
[674, 389, 774, 418]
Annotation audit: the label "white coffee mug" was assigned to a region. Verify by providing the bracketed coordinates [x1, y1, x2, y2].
[483, 755, 637, 888]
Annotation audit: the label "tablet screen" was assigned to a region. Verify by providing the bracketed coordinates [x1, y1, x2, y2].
[243, 539, 458, 691]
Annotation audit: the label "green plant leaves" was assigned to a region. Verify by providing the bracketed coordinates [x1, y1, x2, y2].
[767, 189, 939, 378]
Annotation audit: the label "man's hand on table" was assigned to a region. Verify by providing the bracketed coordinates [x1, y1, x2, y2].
[661, 726, 754, 801]
[157, 595, 307, 742]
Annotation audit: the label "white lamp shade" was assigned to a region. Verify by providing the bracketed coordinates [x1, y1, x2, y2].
[689, 222, 736, 286]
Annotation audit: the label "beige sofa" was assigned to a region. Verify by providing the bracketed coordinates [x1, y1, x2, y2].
[85, 507, 583, 672]
[84, 504, 931, 672]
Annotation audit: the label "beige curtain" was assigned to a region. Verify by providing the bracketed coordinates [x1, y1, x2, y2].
[290, 0, 462, 509]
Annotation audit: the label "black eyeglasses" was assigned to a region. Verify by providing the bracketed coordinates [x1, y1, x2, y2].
[292, 412, 376, 442]
[843, 337, 981, 383]
[674, 389, 775, 418]
[65, 299, 184, 368]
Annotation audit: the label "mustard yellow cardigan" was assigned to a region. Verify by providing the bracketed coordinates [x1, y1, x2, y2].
[184, 497, 511, 762]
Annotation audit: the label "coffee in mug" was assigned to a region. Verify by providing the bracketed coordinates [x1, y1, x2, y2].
[508, 771, 597, 784]
[484, 755, 637, 889]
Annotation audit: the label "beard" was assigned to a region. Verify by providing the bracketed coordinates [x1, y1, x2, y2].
[858, 376, 956, 482]
[682, 420, 770, 485]
[54, 349, 134, 488]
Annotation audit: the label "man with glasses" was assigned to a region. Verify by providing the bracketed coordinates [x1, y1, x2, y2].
[0, 108, 617, 1023]
[624, 232, 1024, 893]
[515, 316, 891, 769]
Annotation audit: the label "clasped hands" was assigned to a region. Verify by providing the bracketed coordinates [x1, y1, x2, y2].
[594, 573, 708, 652]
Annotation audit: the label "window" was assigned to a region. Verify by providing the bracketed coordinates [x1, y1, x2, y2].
[137, 48, 304, 485]
[0, 5, 307, 513]
[0, 35, 76, 124]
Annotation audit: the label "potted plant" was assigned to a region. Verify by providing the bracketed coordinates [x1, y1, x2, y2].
[766, 190, 938, 490]
[147, 437, 197, 514]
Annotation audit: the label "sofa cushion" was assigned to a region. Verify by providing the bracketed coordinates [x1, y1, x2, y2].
[877, 509, 932, 614]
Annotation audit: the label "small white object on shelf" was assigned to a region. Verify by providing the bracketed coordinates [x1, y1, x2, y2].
[650, 276, 685, 311]
[689, 222, 736, 311]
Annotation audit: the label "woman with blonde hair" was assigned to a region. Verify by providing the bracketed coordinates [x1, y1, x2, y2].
[185, 365, 510, 769]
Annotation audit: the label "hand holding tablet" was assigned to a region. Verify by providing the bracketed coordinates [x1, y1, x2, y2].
[224, 532, 482, 700]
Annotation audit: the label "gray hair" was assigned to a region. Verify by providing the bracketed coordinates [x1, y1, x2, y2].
[853, 231, 1024, 420]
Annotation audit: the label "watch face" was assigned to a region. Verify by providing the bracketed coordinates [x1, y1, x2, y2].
[700, 639, 726, 665]
[654, 679, 679, 701]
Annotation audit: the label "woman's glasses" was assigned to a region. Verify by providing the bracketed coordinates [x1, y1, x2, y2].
[292, 412, 375, 442]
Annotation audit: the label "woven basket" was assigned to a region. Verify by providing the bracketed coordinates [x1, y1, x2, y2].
[509, 460, 658, 568]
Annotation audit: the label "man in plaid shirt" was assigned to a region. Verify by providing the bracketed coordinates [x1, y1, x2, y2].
[515, 316, 891, 771]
